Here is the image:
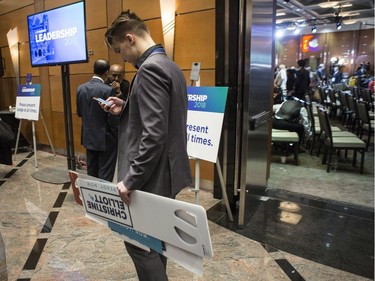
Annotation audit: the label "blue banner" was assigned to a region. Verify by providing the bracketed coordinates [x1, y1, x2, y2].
[187, 86, 228, 113]
[17, 84, 41, 97]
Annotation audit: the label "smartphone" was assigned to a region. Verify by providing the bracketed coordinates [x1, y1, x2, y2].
[93, 97, 111, 106]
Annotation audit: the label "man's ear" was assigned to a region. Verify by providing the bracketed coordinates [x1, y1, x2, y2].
[126, 34, 134, 45]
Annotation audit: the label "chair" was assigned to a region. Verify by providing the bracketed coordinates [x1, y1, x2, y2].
[357, 100, 375, 150]
[338, 91, 352, 126]
[317, 107, 366, 173]
[360, 88, 374, 112]
[327, 89, 339, 119]
[305, 102, 319, 155]
[348, 95, 361, 135]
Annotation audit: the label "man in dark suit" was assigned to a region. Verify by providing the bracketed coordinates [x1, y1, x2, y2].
[76, 59, 118, 182]
[106, 63, 130, 101]
[103, 10, 192, 281]
[293, 59, 310, 100]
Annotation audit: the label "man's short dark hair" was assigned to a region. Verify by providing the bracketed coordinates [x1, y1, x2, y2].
[94, 59, 110, 75]
[297, 59, 306, 67]
[104, 10, 149, 50]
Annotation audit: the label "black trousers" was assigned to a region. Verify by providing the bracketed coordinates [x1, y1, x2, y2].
[272, 117, 304, 144]
[86, 148, 117, 182]
[125, 242, 168, 281]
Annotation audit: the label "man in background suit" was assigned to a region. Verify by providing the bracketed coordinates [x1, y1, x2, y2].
[103, 10, 192, 281]
[76, 59, 118, 182]
[293, 59, 310, 100]
[106, 63, 130, 101]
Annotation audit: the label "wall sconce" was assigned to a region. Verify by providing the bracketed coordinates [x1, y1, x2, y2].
[311, 26, 317, 33]
[6, 27, 20, 85]
[159, 0, 176, 60]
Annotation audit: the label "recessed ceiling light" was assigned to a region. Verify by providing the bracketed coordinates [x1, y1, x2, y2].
[343, 19, 357, 25]
[318, 1, 339, 9]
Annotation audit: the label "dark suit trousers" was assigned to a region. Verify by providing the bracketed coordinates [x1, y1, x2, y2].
[125, 242, 168, 281]
[272, 117, 304, 144]
[86, 149, 117, 182]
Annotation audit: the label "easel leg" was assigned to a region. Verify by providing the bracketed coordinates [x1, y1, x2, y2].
[40, 112, 56, 156]
[216, 157, 234, 222]
[13, 119, 22, 161]
[194, 158, 200, 204]
[32, 121, 38, 168]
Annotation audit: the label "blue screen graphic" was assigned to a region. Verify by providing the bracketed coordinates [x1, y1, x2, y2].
[27, 1, 88, 67]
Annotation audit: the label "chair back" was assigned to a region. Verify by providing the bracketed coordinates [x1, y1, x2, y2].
[327, 89, 336, 104]
[339, 91, 348, 108]
[318, 87, 325, 104]
[305, 102, 315, 134]
[360, 88, 371, 103]
[357, 100, 370, 125]
[317, 106, 333, 144]
[348, 95, 359, 118]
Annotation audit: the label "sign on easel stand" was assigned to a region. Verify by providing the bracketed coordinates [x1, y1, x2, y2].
[15, 84, 41, 121]
[14, 83, 55, 167]
[186, 85, 233, 221]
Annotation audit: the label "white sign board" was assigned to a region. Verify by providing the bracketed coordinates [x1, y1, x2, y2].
[15, 84, 41, 121]
[75, 173, 213, 276]
[187, 86, 228, 163]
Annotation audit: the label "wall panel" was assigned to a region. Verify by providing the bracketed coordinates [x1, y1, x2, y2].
[123, 0, 161, 20]
[176, 0, 214, 14]
[356, 29, 374, 72]
[0, 6, 34, 47]
[174, 10, 215, 70]
[85, 0, 107, 30]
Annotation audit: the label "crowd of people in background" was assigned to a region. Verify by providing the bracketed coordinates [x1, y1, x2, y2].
[274, 60, 374, 104]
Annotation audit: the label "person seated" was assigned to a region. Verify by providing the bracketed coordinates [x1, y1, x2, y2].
[272, 98, 310, 152]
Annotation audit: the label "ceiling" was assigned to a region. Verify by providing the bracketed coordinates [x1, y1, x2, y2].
[276, 0, 375, 33]
[0, 0, 374, 33]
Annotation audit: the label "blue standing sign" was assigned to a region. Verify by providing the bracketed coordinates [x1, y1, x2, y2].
[186, 86, 228, 163]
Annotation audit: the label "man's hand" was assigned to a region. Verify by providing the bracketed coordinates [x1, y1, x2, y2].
[100, 96, 124, 115]
[117, 181, 131, 205]
[111, 81, 121, 94]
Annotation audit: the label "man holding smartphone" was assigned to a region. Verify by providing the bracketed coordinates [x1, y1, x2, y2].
[103, 10, 192, 280]
[76, 59, 118, 182]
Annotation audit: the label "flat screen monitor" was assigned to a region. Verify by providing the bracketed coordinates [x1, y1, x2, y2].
[27, 1, 88, 67]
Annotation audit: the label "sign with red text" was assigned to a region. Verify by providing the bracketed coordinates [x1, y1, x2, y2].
[75, 173, 213, 276]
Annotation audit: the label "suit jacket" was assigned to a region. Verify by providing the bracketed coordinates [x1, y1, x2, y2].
[76, 78, 117, 151]
[294, 67, 310, 99]
[117, 51, 192, 197]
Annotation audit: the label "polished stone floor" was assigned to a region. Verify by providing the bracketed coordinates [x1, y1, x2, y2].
[0, 149, 374, 280]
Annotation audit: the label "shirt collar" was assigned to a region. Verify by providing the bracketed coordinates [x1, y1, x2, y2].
[135, 44, 165, 69]
[92, 75, 104, 83]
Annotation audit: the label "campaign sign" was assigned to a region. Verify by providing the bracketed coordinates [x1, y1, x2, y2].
[187, 86, 228, 163]
[15, 84, 41, 121]
[75, 173, 213, 276]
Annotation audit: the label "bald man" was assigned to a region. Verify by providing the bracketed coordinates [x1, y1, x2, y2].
[76, 59, 118, 181]
[106, 64, 130, 101]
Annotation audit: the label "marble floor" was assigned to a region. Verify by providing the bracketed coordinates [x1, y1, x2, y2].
[0, 149, 374, 281]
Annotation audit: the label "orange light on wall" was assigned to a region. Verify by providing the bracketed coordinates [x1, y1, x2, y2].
[302, 35, 313, 53]
[302, 34, 321, 53]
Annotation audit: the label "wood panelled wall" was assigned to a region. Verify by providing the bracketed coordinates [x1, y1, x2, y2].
[276, 29, 374, 75]
[0, 0, 215, 181]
